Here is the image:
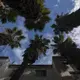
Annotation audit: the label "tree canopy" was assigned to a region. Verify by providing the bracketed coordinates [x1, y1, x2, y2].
[0, 0, 80, 79]
[2, 0, 50, 31]
[55, 9, 80, 32]
[0, 27, 25, 48]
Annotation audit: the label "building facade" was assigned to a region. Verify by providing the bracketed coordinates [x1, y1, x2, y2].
[0, 56, 79, 80]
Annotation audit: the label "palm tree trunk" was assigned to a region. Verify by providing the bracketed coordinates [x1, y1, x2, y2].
[10, 62, 27, 80]
[55, 8, 80, 31]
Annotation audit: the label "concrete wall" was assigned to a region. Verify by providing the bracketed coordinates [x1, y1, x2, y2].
[0, 58, 10, 79]
[0, 56, 75, 80]
[19, 68, 62, 80]
[19, 62, 62, 80]
[0, 58, 18, 80]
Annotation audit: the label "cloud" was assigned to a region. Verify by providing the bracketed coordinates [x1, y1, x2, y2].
[68, 26, 80, 48]
[12, 48, 25, 63]
[0, 45, 22, 64]
[68, 0, 80, 48]
[0, 0, 78, 65]
[0, 16, 29, 64]
[57, 0, 60, 3]
[70, 0, 80, 13]
[12, 16, 30, 64]
[54, 4, 59, 7]
[33, 49, 53, 65]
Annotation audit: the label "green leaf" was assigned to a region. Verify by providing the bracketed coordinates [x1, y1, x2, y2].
[1, 18, 7, 23]
[59, 34, 64, 43]
[51, 24, 57, 28]
[65, 37, 72, 43]
[5, 28, 13, 34]
[18, 36, 25, 41]
[8, 10, 17, 22]
[53, 49, 58, 54]
[54, 36, 59, 43]
[42, 8, 50, 15]
[13, 27, 17, 32]
[15, 30, 22, 35]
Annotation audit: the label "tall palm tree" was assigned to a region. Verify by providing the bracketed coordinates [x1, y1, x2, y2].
[52, 33, 76, 56]
[10, 34, 50, 80]
[59, 37, 80, 70]
[52, 26, 80, 70]
[52, 33, 80, 66]
[55, 8, 80, 32]
[0, 27, 25, 48]
[2, 0, 50, 31]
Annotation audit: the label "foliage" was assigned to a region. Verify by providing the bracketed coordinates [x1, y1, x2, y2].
[36, 0, 50, 15]
[23, 34, 50, 64]
[51, 34, 64, 54]
[3, 0, 50, 31]
[24, 0, 51, 31]
[51, 24, 64, 34]
[55, 9, 80, 33]
[0, 27, 25, 48]
[25, 15, 51, 31]
[0, 7, 18, 23]
[51, 32, 80, 70]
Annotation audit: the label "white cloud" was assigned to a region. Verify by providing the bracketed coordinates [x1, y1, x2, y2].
[54, 4, 59, 7]
[0, 45, 22, 64]
[57, 0, 60, 3]
[70, 0, 80, 13]
[0, 16, 29, 64]
[0, 0, 80, 65]
[68, 26, 80, 48]
[12, 16, 29, 64]
[13, 48, 25, 63]
[68, 0, 80, 48]
[33, 49, 53, 65]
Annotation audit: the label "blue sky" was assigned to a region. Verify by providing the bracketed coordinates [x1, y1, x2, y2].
[0, 0, 79, 64]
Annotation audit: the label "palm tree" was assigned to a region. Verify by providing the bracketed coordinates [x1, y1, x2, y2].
[59, 37, 80, 70]
[52, 25, 80, 70]
[51, 24, 62, 34]
[55, 8, 80, 32]
[0, 7, 18, 23]
[3, 0, 50, 31]
[0, 27, 25, 48]
[25, 0, 50, 31]
[52, 33, 80, 66]
[51, 34, 64, 54]
[3, 0, 41, 20]
[25, 15, 51, 31]
[52, 33, 76, 56]
[10, 34, 50, 80]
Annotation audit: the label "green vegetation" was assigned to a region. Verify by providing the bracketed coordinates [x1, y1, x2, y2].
[0, 0, 80, 79]
[0, 27, 25, 48]
[10, 35, 50, 80]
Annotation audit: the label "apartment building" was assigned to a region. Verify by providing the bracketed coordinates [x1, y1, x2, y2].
[0, 56, 79, 80]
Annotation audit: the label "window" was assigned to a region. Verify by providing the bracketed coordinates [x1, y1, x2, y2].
[35, 70, 47, 77]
